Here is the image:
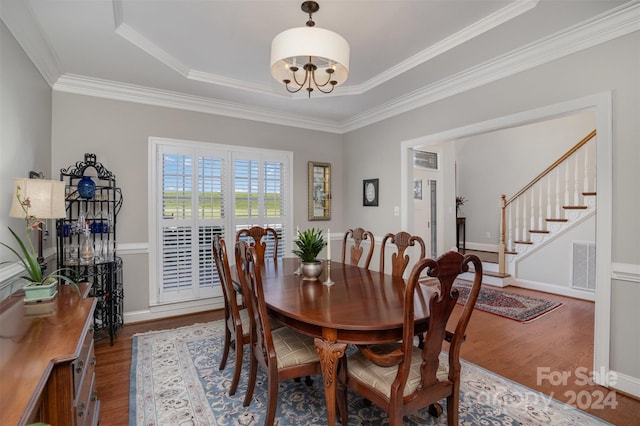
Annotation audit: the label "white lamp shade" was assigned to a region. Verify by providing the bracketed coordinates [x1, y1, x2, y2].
[271, 26, 349, 87]
[9, 178, 66, 219]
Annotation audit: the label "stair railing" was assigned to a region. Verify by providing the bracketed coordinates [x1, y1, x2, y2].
[498, 130, 596, 274]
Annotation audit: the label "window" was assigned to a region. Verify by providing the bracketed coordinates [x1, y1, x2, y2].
[149, 138, 292, 304]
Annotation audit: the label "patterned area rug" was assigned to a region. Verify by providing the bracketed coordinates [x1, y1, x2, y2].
[453, 280, 564, 323]
[129, 321, 609, 426]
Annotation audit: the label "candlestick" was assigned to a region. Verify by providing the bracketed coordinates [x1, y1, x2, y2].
[294, 226, 302, 275]
[323, 259, 334, 286]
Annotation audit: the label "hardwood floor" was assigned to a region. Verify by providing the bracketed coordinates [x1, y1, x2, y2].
[95, 288, 639, 425]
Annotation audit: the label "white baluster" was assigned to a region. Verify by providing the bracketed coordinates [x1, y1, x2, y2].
[583, 144, 590, 193]
[574, 154, 580, 205]
[538, 180, 543, 230]
[564, 162, 570, 208]
[529, 190, 535, 238]
[507, 204, 513, 251]
[546, 175, 551, 222]
[514, 198, 520, 245]
[521, 195, 528, 243]
[555, 168, 561, 218]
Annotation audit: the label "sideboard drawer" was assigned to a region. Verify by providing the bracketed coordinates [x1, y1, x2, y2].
[74, 339, 96, 424]
[73, 321, 94, 395]
[85, 376, 100, 426]
[76, 370, 97, 426]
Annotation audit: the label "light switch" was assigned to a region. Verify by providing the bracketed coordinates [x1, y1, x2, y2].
[394, 206, 400, 216]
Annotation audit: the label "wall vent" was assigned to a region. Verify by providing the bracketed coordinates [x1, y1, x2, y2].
[571, 241, 596, 291]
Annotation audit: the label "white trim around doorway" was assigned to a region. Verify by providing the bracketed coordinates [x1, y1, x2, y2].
[400, 91, 613, 387]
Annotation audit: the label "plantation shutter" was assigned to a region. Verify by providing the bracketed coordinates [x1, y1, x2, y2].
[151, 138, 291, 305]
[232, 153, 288, 259]
[158, 147, 224, 302]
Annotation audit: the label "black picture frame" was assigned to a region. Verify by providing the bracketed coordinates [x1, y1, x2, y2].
[363, 178, 379, 206]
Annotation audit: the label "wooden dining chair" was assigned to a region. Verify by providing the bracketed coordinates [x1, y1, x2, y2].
[212, 235, 250, 396]
[337, 251, 483, 425]
[379, 231, 426, 277]
[341, 227, 375, 269]
[235, 241, 321, 426]
[235, 226, 279, 262]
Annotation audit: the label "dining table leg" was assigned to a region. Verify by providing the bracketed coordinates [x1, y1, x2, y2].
[314, 338, 347, 426]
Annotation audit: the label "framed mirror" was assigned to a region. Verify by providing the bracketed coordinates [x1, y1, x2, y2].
[308, 161, 331, 221]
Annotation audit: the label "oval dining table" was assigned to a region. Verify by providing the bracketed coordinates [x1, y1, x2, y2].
[256, 258, 434, 426]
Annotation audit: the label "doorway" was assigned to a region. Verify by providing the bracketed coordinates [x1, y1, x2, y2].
[413, 163, 440, 259]
[399, 92, 613, 386]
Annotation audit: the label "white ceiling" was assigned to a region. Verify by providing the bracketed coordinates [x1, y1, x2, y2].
[1, 0, 635, 133]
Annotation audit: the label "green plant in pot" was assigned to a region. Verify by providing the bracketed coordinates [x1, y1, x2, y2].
[292, 227, 326, 280]
[1, 184, 78, 300]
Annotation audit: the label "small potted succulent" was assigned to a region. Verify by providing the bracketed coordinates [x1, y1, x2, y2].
[292, 227, 326, 280]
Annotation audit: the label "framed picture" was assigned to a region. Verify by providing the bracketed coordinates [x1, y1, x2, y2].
[413, 178, 422, 200]
[308, 161, 331, 220]
[363, 178, 379, 206]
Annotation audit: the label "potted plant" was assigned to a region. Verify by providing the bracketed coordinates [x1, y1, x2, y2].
[292, 227, 326, 280]
[1, 185, 78, 301]
[456, 196, 467, 217]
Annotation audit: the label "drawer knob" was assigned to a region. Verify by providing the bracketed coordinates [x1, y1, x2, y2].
[75, 359, 84, 374]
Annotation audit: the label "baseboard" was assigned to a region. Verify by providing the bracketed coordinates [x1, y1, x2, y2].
[610, 369, 640, 399]
[512, 278, 596, 301]
[124, 297, 224, 324]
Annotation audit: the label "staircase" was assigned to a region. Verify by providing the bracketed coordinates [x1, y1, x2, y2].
[494, 130, 597, 284]
[458, 249, 513, 287]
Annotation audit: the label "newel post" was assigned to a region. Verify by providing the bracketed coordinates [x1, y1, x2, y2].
[499, 194, 506, 275]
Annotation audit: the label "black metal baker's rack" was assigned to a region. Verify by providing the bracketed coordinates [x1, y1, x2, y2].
[56, 153, 124, 345]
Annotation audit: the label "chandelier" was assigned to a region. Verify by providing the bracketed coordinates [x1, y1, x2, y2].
[270, 1, 349, 97]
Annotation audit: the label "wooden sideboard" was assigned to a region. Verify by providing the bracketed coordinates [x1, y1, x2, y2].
[0, 282, 99, 425]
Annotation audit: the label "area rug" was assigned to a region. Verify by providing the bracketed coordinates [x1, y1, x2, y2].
[129, 320, 609, 426]
[453, 280, 564, 323]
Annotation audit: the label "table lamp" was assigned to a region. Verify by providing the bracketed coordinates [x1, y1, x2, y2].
[9, 175, 66, 270]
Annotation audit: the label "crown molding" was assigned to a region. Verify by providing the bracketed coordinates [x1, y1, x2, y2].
[353, 0, 538, 94]
[111, 0, 535, 99]
[52, 74, 344, 134]
[341, 1, 640, 132]
[50, 2, 640, 134]
[0, 0, 61, 86]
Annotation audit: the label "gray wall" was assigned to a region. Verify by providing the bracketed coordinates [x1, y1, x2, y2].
[0, 21, 52, 296]
[51, 93, 345, 314]
[342, 32, 639, 382]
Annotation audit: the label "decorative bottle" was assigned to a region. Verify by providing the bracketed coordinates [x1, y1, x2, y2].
[80, 228, 94, 263]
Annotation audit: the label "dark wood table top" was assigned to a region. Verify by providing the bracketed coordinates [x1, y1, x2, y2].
[259, 258, 433, 344]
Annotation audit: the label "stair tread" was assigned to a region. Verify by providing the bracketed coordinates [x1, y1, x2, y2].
[468, 268, 511, 279]
[529, 230, 550, 234]
[513, 240, 533, 245]
[563, 205, 588, 209]
[546, 218, 568, 222]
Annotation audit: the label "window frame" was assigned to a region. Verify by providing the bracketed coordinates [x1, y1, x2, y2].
[148, 137, 293, 306]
